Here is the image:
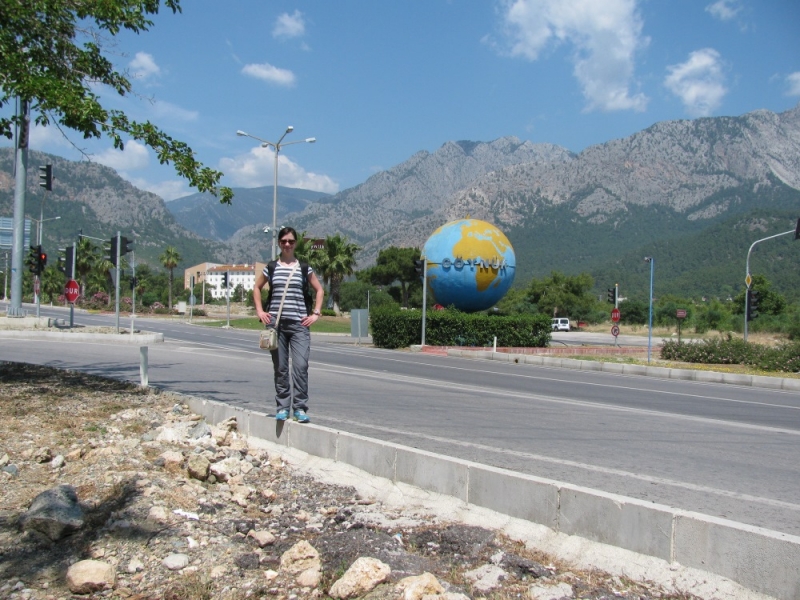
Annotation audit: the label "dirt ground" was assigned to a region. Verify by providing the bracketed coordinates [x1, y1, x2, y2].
[0, 362, 719, 600]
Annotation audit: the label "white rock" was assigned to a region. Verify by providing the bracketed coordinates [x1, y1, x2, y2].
[528, 582, 574, 600]
[127, 557, 144, 574]
[395, 572, 444, 600]
[162, 553, 190, 571]
[247, 530, 276, 547]
[329, 557, 391, 599]
[464, 564, 507, 593]
[65, 560, 116, 594]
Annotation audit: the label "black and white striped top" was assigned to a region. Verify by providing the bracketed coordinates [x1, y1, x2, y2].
[265, 261, 313, 322]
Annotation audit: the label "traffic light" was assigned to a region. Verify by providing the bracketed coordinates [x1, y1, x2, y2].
[746, 289, 759, 322]
[120, 236, 133, 256]
[795, 218, 800, 241]
[38, 164, 52, 191]
[107, 236, 118, 266]
[27, 245, 40, 274]
[37, 248, 47, 274]
[58, 245, 74, 277]
[607, 287, 616, 304]
[130, 276, 138, 290]
[413, 259, 424, 277]
[221, 272, 229, 287]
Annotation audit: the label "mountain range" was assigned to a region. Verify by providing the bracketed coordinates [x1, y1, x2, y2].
[2, 103, 799, 301]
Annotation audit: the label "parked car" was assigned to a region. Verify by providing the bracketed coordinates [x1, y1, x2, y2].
[551, 318, 571, 332]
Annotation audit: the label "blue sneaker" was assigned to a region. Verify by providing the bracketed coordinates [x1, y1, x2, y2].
[275, 409, 289, 421]
[293, 409, 310, 423]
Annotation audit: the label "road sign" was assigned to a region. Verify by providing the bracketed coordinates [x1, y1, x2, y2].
[64, 279, 79, 303]
[676, 309, 687, 319]
[611, 325, 620, 337]
[611, 307, 620, 322]
[745, 274, 752, 287]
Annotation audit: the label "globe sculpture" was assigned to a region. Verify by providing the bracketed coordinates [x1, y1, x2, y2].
[422, 218, 516, 312]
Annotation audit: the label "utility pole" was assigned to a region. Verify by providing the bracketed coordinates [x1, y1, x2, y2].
[9, 98, 29, 317]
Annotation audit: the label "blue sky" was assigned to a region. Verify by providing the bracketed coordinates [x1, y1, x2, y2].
[8, 0, 800, 201]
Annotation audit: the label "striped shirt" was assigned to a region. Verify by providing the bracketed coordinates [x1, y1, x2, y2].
[265, 261, 313, 322]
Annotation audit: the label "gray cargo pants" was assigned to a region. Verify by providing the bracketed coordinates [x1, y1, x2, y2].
[270, 320, 311, 412]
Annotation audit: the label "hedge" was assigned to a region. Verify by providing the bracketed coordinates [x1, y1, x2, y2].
[370, 308, 552, 349]
[661, 336, 800, 373]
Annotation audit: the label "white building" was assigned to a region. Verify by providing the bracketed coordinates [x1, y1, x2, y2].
[203, 263, 267, 300]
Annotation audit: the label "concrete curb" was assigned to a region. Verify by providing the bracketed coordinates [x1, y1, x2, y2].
[444, 349, 800, 392]
[0, 330, 164, 344]
[181, 394, 800, 600]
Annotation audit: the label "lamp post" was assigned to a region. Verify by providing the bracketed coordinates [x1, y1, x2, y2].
[644, 257, 654, 363]
[237, 127, 316, 260]
[29, 215, 61, 246]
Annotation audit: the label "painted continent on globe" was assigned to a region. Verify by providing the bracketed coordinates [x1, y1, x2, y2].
[422, 218, 516, 312]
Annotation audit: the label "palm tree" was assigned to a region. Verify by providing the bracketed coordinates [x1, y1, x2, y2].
[159, 246, 182, 310]
[75, 237, 101, 299]
[309, 234, 360, 316]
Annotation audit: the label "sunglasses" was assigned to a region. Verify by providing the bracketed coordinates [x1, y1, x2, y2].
[279, 238, 296, 245]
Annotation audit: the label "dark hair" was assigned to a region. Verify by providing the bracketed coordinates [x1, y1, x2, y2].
[278, 226, 298, 241]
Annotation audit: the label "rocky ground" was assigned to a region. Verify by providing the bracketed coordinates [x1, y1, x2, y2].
[0, 362, 757, 600]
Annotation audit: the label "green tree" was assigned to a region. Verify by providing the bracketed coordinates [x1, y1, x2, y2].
[40, 265, 63, 303]
[732, 275, 787, 316]
[527, 271, 596, 320]
[75, 237, 101, 298]
[1, 0, 231, 204]
[362, 246, 420, 308]
[159, 246, 181, 310]
[309, 234, 360, 316]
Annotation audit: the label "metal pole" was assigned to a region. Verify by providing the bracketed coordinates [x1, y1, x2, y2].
[115, 231, 121, 332]
[69, 244, 75, 328]
[743, 227, 796, 342]
[226, 270, 230, 328]
[9, 98, 29, 317]
[647, 258, 654, 363]
[130, 250, 136, 336]
[421, 257, 428, 347]
[272, 148, 279, 261]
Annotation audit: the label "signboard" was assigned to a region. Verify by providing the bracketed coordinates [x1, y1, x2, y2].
[611, 325, 620, 337]
[64, 279, 79, 303]
[611, 308, 620, 322]
[676, 309, 687, 319]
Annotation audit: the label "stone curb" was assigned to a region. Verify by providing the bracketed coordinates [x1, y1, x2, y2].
[0, 330, 164, 344]
[442, 348, 800, 391]
[177, 394, 800, 600]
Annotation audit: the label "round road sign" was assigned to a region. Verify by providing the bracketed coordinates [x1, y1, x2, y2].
[611, 325, 620, 337]
[64, 279, 80, 303]
[611, 307, 621, 322]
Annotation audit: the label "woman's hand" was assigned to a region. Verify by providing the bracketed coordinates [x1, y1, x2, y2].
[257, 311, 272, 325]
[301, 313, 320, 328]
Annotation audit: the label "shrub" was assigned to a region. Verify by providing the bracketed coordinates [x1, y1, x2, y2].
[370, 307, 551, 349]
[661, 336, 800, 372]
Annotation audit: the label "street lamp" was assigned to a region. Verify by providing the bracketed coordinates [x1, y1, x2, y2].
[28, 215, 61, 246]
[236, 127, 316, 260]
[644, 257, 654, 363]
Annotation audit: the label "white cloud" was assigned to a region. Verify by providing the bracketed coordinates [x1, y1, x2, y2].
[241, 62, 296, 87]
[664, 48, 728, 117]
[28, 123, 74, 150]
[150, 100, 199, 122]
[219, 146, 338, 194]
[786, 72, 800, 97]
[129, 52, 161, 81]
[94, 140, 150, 171]
[128, 177, 191, 201]
[273, 10, 305, 39]
[705, 0, 741, 21]
[496, 0, 648, 112]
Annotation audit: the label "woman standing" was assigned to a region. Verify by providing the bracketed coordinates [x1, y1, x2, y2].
[253, 227, 324, 422]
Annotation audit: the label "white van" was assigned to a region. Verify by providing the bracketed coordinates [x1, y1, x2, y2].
[551, 318, 571, 332]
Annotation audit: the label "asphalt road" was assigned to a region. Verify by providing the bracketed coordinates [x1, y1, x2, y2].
[3, 304, 800, 538]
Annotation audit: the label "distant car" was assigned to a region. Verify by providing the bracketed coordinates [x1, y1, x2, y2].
[551, 318, 571, 332]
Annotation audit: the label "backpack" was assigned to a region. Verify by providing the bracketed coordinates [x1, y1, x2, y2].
[265, 260, 313, 314]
